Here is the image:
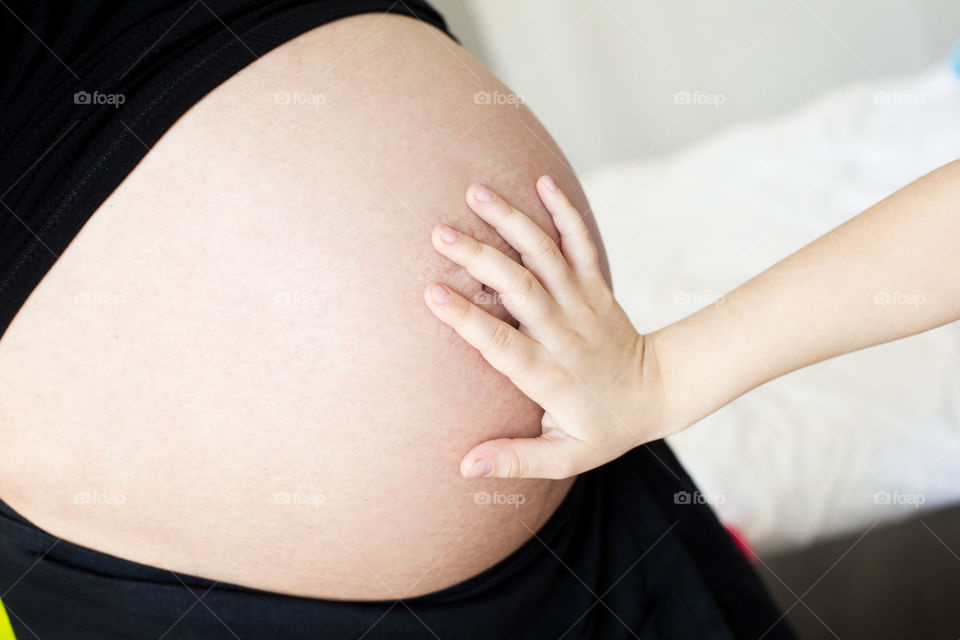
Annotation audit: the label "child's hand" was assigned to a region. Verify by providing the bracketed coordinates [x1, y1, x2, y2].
[424, 176, 670, 480]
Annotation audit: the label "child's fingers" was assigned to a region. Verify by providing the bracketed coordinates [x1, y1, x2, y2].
[465, 184, 580, 305]
[430, 224, 559, 334]
[535, 176, 602, 279]
[423, 282, 549, 394]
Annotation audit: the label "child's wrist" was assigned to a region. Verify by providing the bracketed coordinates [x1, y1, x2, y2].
[642, 321, 716, 439]
[631, 329, 682, 442]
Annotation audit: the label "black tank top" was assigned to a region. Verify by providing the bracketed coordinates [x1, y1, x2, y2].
[0, 0, 450, 339]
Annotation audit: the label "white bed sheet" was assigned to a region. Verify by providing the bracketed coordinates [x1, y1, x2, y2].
[581, 61, 960, 552]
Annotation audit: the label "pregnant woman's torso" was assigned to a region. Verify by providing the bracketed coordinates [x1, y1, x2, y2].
[0, 14, 607, 600]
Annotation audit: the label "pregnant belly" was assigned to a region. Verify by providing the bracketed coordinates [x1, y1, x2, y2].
[0, 13, 606, 600]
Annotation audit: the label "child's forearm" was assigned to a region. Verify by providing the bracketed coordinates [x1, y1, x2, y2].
[650, 159, 960, 433]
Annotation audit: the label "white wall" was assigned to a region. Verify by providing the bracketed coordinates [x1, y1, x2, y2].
[432, 0, 960, 173]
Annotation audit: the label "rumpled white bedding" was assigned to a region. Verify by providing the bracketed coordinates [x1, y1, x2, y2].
[581, 61, 960, 553]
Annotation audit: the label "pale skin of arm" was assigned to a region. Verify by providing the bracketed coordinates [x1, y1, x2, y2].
[424, 160, 960, 480]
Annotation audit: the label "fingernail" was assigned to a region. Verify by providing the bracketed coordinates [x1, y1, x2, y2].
[467, 459, 493, 478]
[429, 284, 450, 304]
[474, 184, 495, 203]
[541, 175, 558, 192]
[439, 225, 458, 243]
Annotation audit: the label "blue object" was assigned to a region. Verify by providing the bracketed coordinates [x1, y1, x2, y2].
[952, 43, 960, 78]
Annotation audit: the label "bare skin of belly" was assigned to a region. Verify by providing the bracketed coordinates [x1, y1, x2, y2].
[0, 14, 610, 600]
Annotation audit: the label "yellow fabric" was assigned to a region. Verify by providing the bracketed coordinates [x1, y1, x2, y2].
[0, 600, 13, 640]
